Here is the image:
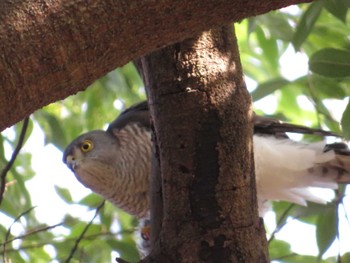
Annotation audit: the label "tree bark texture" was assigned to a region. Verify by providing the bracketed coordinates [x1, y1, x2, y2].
[0, 0, 314, 131]
[140, 25, 268, 262]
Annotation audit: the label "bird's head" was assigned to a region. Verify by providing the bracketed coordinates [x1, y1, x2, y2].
[63, 130, 120, 192]
[62, 116, 152, 218]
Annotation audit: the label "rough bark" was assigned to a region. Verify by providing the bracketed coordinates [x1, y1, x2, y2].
[0, 0, 314, 131]
[140, 25, 268, 262]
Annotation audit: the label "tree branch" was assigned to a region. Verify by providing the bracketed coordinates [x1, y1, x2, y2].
[64, 201, 105, 263]
[0, 229, 134, 255]
[0, 0, 313, 131]
[141, 25, 268, 262]
[2, 222, 63, 247]
[0, 117, 29, 206]
[3, 206, 36, 262]
[268, 204, 294, 244]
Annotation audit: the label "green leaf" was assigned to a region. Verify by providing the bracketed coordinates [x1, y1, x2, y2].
[247, 17, 257, 36]
[107, 239, 140, 262]
[255, 12, 294, 41]
[4, 250, 27, 263]
[341, 100, 350, 140]
[277, 83, 304, 120]
[121, 62, 144, 89]
[68, 222, 101, 239]
[309, 48, 350, 78]
[252, 78, 290, 101]
[35, 111, 67, 150]
[83, 238, 113, 262]
[62, 214, 80, 227]
[0, 134, 5, 162]
[54, 185, 73, 203]
[54, 240, 75, 260]
[11, 169, 33, 209]
[255, 27, 279, 74]
[324, 0, 348, 23]
[280, 254, 330, 263]
[340, 252, 350, 262]
[322, 115, 341, 135]
[78, 193, 104, 207]
[289, 203, 324, 224]
[292, 1, 324, 50]
[27, 247, 52, 262]
[308, 74, 346, 99]
[316, 204, 337, 259]
[99, 205, 113, 229]
[269, 239, 291, 259]
[0, 196, 19, 218]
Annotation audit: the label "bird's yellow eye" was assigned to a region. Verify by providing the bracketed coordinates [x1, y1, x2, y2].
[80, 140, 93, 153]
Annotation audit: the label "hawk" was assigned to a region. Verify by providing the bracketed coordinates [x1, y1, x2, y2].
[63, 101, 350, 218]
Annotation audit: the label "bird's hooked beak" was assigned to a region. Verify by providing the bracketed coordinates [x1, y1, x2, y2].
[65, 155, 77, 171]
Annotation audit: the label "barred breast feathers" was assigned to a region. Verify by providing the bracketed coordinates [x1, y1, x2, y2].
[109, 124, 152, 217]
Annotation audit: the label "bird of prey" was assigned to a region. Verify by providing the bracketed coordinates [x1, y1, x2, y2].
[63, 101, 350, 219]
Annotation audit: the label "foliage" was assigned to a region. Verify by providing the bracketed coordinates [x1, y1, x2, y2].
[0, 1, 350, 262]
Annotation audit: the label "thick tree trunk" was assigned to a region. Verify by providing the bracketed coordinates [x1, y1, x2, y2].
[140, 25, 268, 262]
[0, 0, 313, 131]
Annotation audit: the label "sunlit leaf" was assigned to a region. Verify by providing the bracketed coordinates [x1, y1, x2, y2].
[99, 205, 113, 229]
[62, 214, 80, 228]
[121, 62, 144, 89]
[291, 202, 336, 225]
[35, 111, 67, 150]
[78, 193, 104, 207]
[341, 100, 350, 140]
[0, 197, 19, 218]
[3, 251, 27, 263]
[54, 185, 73, 203]
[15, 152, 35, 180]
[247, 17, 257, 36]
[292, 1, 324, 50]
[54, 240, 76, 261]
[84, 238, 113, 262]
[277, 84, 304, 121]
[319, 105, 341, 134]
[27, 247, 52, 262]
[324, 0, 348, 23]
[340, 252, 350, 262]
[309, 48, 350, 78]
[279, 254, 330, 263]
[255, 27, 279, 74]
[255, 12, 294, 41]
[11, 169, 33, 209]
[107, 239, 140, 262]
[269, 239, 291, 259]
[117, 207, 138, 231]
[252, 78, 289, 101]
[316, 204, 337, 259]
[69, 222, 101, 239]
[308, 74, 346, 99]
[0, 134, 5, 162]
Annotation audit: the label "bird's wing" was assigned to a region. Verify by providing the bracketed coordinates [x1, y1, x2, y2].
[108, 102, 339, 138]
[107, 101, 151, 133]
[253, 114, 339, 138]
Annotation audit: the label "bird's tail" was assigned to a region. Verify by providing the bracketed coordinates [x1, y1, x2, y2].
[320, 142, 350, 183]
[254, 136, 350, 214]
